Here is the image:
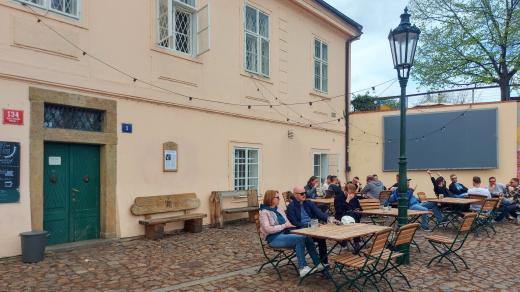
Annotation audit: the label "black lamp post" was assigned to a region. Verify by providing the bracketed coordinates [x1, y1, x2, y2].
[388, 7, 420, 264]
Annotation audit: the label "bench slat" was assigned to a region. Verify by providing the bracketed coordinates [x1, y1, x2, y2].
[223, 206, 259, 213]
[131, 193, 200, 215]
[139, 213, 207, 225]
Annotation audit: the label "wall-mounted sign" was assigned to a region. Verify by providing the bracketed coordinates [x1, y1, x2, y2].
[122, 123, 132, 133]
[48, 156, 62, 166]
[0, 141, 20, 203]
[3, 109, 24, 125]
[163, 142, 178, 172]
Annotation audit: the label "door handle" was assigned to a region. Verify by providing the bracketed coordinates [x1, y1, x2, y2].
[71, 188, 80, 193]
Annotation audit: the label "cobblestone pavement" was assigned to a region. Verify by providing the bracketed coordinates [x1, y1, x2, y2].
[0, 220, 519, 291]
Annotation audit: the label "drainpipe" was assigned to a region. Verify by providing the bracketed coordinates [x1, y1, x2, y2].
[345, 35, 361, 180]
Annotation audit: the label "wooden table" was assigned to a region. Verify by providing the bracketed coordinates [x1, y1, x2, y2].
[360, 208, 431, 217]
[292, 223, 391, 284]
[426, 197, 482, 204]
[309, 198, 334, 205]
[292, 223, 390, 242]
[426, 197, 482, 230]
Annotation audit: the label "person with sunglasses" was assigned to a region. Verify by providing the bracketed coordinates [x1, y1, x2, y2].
[259, 190, 324, 277]
[286, 186, 334, 266]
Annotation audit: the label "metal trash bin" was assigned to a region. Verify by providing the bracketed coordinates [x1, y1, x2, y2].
[20, 231, 48, 263]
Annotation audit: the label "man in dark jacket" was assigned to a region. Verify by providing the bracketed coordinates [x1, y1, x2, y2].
[287, 186, 329, 264]
[448, 174, 468, 197]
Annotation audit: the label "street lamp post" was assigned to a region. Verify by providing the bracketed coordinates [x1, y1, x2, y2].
[388, 7, 420, 264]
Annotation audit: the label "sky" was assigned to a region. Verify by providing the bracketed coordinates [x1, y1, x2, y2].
[324, 0, 506, 102]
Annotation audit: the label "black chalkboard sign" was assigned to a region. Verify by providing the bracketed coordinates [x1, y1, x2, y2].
[0, 141, 20, 203]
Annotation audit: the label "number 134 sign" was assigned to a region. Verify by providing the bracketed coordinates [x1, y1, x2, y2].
[3, 109, 24, 125]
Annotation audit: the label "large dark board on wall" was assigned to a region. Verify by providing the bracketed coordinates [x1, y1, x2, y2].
[383, 108, 497, 171]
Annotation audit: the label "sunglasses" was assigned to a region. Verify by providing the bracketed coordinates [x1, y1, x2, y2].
[295, 192, 306, 195]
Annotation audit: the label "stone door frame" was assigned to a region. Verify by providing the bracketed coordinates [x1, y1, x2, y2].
[29, 87, 118, 239]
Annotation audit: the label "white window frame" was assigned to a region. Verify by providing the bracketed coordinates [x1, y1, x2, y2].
[313, 153, 329, 185]
[314, 39, 328, 93]
[232, 147, 260, 191]
[156, 0, 197, 56]
[244, 4, 270, 77]
[17, 0, 81, 19]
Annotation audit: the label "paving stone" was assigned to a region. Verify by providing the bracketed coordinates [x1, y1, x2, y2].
[0, 221, 519, 291]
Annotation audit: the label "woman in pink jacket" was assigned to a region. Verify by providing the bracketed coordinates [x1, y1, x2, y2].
[259, 190, 323, 277]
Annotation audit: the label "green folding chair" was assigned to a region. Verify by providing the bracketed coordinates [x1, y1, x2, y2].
[376, 223, 420, 292]
[254, 215, 298, 280]
[331, 228, 392, 292]
[425, 212, 477, 272]
[471, 198, 499, 237]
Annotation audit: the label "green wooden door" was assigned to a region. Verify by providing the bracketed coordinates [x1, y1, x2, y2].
[44, 143, 100, 244]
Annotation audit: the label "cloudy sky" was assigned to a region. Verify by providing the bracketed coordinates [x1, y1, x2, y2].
[325, 0, 506, 102]
[326, 0, 412, 97]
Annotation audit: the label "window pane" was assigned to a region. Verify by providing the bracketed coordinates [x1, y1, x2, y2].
[175, 9, 192, 54]
[246, 34, 258, 72]
[248, 164, 258, 178]
[259, 13, 269, 38]
[51, 0, 63, 11]
[322, 63, 328, 92]
[314, 40, 321, 58]
[245, 6, 257, 33]
[158, 0, 170, 48]
[261, 39, 269, 76]
[23, 0, 44, 5]
[314, 166, 320, 177]
[248, 150, 258, 162]
[314, 154, 321, 165]
[314, 61, 321, 90]
[178, 0, 195, 7]
[322, 43, 328, 61]
[248, 178, 258, 190]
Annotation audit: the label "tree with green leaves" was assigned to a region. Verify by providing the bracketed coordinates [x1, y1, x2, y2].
[409, 0, 519, 101]
[351, 93, 400, 112]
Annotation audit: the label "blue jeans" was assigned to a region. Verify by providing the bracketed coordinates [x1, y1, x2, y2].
[495, 203, 520, 222]
[269, 233, 321, 269]
[410, 202, 443, 229]
[452, 193, 467, 198]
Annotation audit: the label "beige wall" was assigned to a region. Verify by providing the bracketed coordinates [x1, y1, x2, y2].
[0, 0, 357, 257]
[348, 102, 518, 196]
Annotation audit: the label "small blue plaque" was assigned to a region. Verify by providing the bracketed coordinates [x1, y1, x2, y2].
[122, 123, 132, 133]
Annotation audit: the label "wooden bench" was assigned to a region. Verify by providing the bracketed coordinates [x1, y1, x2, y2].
[130, 193, 207, 240]
[209, 190, 259, 228]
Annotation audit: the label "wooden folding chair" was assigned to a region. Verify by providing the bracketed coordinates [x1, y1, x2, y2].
[416, 192, 427, 202]
[360, 199, 386, 225]
[425, 213, 477, 272]
[378, 191, 392, 205]
[331, 228, 392, 292]
[471, 198, 499, 237]
[376, 223, 420, 292]
[281, 191, 293, 208]
[254, 214, 298, 280]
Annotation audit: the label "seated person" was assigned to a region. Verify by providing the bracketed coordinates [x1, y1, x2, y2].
[322, 175, 333, 194]
[334, 183, 361, 249]
[259, 190, 324, 277]
[488, 176, 508, 197]
[334, 183, 361, 222]
[304, 176, 320, 199]
[286, 186, 331, 265]
[495, 178, 520, 222]
[427, 170, 454, 198]
[466, 176, 491, 211]
[385, 179, 444, 231]
[449, 174, 468, 197]
[349, 176, 363, 193]
[361, 175, 384, 200]
[390, 174, 417, 192]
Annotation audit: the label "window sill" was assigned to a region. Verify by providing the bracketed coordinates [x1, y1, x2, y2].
[240, 72, 273, 85]
[151, 47, 203, 64]
[310, 91, 331, 100]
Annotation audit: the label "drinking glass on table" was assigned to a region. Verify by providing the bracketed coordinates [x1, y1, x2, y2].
[439, 194, 444, 200]
[310, 219, 319, 229]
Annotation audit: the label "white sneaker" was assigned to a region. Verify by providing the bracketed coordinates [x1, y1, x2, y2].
[299, 266, 312, 278]
[315, 263, 326, 272]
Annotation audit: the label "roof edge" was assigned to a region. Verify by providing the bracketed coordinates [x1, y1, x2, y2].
[314, 0, 363, 35]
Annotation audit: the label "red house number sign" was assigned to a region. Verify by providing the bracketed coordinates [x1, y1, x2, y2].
[3, 109, 24, 125]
